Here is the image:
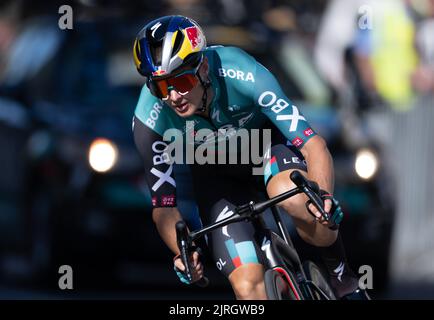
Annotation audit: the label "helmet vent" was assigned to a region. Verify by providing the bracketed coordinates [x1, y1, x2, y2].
[172, 30, 184, 57]
[150, 42, 163, 66]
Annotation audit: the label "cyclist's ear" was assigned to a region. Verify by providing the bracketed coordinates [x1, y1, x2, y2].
[199, 57, 209, 77]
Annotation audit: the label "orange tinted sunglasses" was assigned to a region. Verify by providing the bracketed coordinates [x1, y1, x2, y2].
[147, 61, 202, 100]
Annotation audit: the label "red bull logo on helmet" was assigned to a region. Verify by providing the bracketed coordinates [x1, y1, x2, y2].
[152, 70, 166, 76]
[185, 26, 204, 50]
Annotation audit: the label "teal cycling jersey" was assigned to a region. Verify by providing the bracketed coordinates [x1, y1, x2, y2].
[134, 45, 316, 149]
[133, 45, 317, 208]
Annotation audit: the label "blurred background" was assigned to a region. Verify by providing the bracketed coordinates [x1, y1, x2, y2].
[0, 0, 433, 299]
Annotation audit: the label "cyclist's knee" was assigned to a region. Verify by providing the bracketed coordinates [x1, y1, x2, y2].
[228, 264, 266, 300]
[278, 194, 310, 221]
[233, 279, 265, 300]
[267, 170, 312, 223]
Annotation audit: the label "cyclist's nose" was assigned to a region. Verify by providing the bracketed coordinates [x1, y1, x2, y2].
[169, 89, 183, 102]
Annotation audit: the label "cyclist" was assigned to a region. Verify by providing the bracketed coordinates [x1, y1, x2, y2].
[132, 15, 369, 300]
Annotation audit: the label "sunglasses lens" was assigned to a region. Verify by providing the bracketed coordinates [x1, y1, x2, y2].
[147, 79, 167, 99]
[167, 73, 199, 95]
[148, 68, 200, 99]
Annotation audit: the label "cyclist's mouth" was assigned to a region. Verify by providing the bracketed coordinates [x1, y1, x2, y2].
[175, 102, 189, 113]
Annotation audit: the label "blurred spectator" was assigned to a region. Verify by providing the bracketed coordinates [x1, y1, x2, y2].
[316, 0, 434, 295]
[412, 0, 434, 93]
[388, 0, 434, 292]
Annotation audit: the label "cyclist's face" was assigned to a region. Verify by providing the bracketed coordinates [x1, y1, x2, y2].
[165, 58, 209, 117]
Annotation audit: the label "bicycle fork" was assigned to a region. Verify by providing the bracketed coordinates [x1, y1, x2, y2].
[253, 226, 304, 299]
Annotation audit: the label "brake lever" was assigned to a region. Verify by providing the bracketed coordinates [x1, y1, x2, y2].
[175, 221, 210, 287]
[290, 171, 330, 221]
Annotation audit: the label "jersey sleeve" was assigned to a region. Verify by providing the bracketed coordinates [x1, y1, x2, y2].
[133, 115, 177, 208]
[253, 62, 317, 149]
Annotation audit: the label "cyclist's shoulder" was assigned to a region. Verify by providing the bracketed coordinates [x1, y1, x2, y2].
[205, 45, 257, 70]
[133, 85, 173, 134]
[205, 45, 253, 57]
[134, 85, 161, 117]
[205, 45, 258, 98]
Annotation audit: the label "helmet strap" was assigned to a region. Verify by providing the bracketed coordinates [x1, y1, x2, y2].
[197, 74, 211, 113]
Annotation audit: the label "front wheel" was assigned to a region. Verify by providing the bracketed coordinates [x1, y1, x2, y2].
[303, 261, 336, 300]
[264, 267, 303, 300]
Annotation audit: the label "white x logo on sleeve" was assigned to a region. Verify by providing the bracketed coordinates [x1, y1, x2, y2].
[150, 165, 176, 191]
[276, 105, 305, 132]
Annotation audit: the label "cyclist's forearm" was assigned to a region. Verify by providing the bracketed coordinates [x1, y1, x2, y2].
[302, 136, 335, 193]
[152, 207, 183, 255]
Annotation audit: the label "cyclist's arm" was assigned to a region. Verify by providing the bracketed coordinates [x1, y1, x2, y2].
[132, 115, 181, 255]
[253, 61, 317, 150]
[253, 61, 335, 200]
[300, 135, 334, 196]
[152, 207, 183, 254]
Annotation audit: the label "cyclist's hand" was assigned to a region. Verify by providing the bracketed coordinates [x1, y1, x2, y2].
[173, 250, 204, 285]
[307, 190, 343, 229]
